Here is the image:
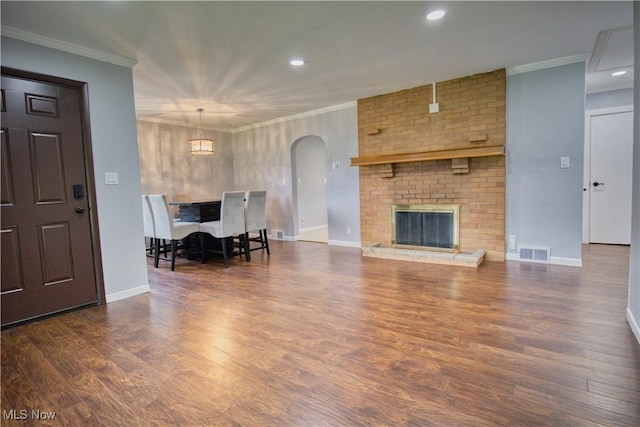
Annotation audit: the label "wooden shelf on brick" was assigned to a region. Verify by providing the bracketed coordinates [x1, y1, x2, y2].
[350, 143, 505, 167]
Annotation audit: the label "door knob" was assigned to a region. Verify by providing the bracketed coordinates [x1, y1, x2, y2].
[75, 206, 86, 213]
[592, 182, 605, 187]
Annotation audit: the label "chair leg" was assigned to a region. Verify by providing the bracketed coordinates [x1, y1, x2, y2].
[244, 233, 251, 262]
[170, 240, 177, 271]
[221, 237, 229, 268]
[154, 238, 160, 268]
[200, 233, 206, 264]
[262, 229, 270, 255]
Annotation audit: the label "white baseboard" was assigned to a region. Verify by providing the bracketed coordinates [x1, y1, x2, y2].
[299, 225, 328, 233]
[505, 253, 519, 261]
[328, 240, 361, 248]
[505, 252, 582, 267]
[270, 234, 296, 241]
[627, 308, 640, 345]
[550, 256, 582, 267]
[106, 284, 150, 303]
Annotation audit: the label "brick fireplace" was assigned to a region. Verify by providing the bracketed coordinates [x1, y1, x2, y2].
[353, 70, 506, 263]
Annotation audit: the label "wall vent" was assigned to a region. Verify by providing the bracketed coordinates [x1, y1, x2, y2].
[273, 229, 284, 240]
[518, 246, 550, 263]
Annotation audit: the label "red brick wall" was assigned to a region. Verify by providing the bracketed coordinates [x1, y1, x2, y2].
[357, 70, 506, 261]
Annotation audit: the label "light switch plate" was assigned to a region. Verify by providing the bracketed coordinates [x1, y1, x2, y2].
[560, 156, 570, 169]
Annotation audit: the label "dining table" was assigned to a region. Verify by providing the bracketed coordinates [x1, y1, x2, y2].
[169, 199, 222, 223]
[168, 199, 235, 262]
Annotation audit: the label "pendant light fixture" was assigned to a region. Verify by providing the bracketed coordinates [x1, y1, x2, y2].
[189, 108, 215, 155]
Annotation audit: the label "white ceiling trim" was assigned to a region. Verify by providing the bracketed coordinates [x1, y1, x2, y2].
[1, 26, 137, 68]
[231, 101, 357, 134]
[507, 54, 589, 76]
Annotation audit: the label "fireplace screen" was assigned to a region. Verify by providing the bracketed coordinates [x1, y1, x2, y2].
[392, 204, 459, 252]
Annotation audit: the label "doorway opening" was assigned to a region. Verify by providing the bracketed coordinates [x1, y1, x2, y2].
[291, 135, 328, 243]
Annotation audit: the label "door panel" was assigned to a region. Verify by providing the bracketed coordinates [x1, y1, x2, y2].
[26, 93, 58, 117]
[31, 132, 66, 204]
[1, 128, 16, 206]
[1, 227, 24, 293]
[589, 111, 633, 244]
[39, 222, 74, 285]
[1, 74, 97, 325]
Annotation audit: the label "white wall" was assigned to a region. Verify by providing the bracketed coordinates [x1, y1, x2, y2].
[232, 104, 360, 246]
[137, 120, 235, 199]
[586, 88, 633, 111]
[2, 36, 149, 302]
[506, 62, 586, 266]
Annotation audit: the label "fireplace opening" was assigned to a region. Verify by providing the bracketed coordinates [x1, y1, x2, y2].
[392, 204, 459, 252]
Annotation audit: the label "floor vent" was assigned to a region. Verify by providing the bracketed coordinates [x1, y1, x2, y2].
[518, 246, 550, 263]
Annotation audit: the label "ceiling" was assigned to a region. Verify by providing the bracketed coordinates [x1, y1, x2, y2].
[1, 1, 634, 132]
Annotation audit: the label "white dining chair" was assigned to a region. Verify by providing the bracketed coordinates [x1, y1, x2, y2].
[141, 195, 156, 257]
[147, 194, 200, 271]
[199, 191, 249, 268]
[244, 190, 270, 256]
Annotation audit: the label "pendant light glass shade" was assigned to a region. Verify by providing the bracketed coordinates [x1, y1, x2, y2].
[189, 108, 215, 155]
[189, 138, 215, 155]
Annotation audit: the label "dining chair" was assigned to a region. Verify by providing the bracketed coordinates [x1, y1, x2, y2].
[244, 190, 270, 255]
[141, 195, 156, 257]
[199, 191, 249, 268]
[147, 194, 200, 271]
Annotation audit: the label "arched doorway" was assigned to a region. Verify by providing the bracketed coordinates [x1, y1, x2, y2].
[291, 135, 328, 243]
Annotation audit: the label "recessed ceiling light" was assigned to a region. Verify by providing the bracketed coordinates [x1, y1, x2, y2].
[290, 59, 306, 66]
[426, 10, 446, 21]
[611, 70, 627, 77]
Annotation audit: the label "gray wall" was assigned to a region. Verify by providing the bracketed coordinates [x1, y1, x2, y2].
[587, 88, 633, 111]
[137, 120, 235, 199]
[628, 2, 640, 343]
[1, 36, 149, 301]
[232, 104, 360, 245]
[506, 62, 586, 264]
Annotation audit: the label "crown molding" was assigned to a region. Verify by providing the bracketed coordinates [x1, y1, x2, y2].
[1, 26, 137, 68]
[231, 101, 357, 133]
[506, 54, 589, 76]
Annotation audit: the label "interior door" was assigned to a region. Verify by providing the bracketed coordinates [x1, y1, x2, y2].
[589, 111, 633, 244]
[1, 73, 98, 326]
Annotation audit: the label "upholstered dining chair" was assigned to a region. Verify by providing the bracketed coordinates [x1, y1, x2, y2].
[244, 190, 270, 256]
[141, 195, 156, 257]
[147, 194, 200, 271]
[199, 191, 249, 268]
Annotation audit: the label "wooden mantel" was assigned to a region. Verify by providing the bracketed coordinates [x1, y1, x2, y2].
[350, 143, 504, 167]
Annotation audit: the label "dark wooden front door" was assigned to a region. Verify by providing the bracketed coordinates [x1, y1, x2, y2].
[1, 73, 98, 326]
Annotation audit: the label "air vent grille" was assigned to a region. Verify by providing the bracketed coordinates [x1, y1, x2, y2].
[518, 246, 550, 263]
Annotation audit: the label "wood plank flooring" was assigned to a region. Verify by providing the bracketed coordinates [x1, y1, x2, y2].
[2, 242, 639, 426]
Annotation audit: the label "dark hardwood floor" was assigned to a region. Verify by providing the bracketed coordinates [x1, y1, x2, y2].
[2, 242, 639, 426]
